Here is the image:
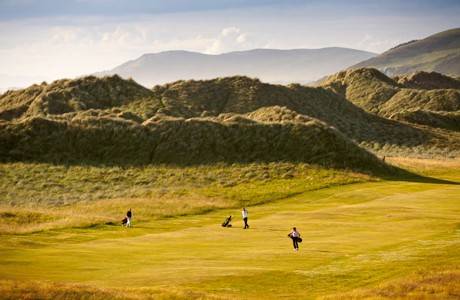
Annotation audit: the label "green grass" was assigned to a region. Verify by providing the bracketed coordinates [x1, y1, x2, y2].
[0, 160, 459, 299]
[0, 162, 370, 233]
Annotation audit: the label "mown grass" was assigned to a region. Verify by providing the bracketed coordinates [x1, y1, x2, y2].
[0, 158, 458, 299]
[0, 162, 370, 233]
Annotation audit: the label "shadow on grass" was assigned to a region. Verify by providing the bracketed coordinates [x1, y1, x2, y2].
[381, 165, 460, 185]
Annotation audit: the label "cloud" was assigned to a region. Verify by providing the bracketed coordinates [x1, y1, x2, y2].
[0, 18, 265, 85]
[205, 27, 257, 54]
[356, 33, 404, 53]
[1, 0, 459, 89]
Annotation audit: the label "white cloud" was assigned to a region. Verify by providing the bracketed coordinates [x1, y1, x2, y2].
[205, 26, 257, 54]
[356, 33, 403, 53]
[1, 2, 458, 89]
[0, 19, 264, 87]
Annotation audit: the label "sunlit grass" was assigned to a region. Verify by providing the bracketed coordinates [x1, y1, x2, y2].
[322, 267, 460, 299]
[0, 162, 370, 233]
[0, 159, 458, 299]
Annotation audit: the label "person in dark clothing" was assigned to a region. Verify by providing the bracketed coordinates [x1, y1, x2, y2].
[288, 227, 301, 251]
[242, 208, 249, 229]
[126, 209, 132, 227]
[221, 215, 232, 227]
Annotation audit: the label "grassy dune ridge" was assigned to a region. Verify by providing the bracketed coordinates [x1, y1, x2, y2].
[0, 106, 391, 172]
[320, 68, 460, 136]
[2, 72, 459, 164]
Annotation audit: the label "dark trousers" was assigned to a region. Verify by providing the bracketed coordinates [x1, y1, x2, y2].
[243, 217, 249, 229]
[292, 237, 299, 249]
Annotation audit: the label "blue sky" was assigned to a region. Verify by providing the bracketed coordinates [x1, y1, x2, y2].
[1, 0, 459, 19]
[1, 0, 459, 87]
[0, 1, 313, 19]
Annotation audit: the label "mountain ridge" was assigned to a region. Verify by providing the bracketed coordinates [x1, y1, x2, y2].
[352, 28, 460, 77]
[96, 47, 376, 86]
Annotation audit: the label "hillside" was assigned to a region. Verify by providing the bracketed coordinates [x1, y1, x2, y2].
[379, 89, 460, 117]
[96, 48, 376, 86]
[0, 106, 391, 173]
[389, 110, 460, 131]
[352, 28, 460, 77]
[320, 68, 460, 131]
[153, 76, 455, 152]
[394, 71, 460, 89]
[317, 68, 400, 113]
[0, 75, 154, 121]
[1, 75, 459, 166]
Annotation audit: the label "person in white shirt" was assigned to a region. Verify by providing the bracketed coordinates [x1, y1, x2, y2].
[242, 208, 249, 229]
[288, 227, 301, 251]
[126, 209, 132, 227]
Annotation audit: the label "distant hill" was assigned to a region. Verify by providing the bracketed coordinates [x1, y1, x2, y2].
[96, 48, 376, 87]
[352, 28, 460, 77]
[320, 68, 460, 131]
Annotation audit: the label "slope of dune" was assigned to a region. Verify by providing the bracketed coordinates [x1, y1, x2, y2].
[394, 71, 460, 90]
[320, 68, 460, 133]
[1, 74, 459, 164]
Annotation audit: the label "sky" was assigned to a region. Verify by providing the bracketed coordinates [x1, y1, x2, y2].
[1, 0, 459, 88]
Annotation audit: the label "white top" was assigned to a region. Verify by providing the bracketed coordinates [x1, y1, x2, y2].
[291, 230, 300, 238]
[242, 209, 248, 218]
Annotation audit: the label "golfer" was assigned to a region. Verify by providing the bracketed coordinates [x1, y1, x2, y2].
[126, 209, 132, 227]
[288, 227, 301, 251]
[242, 208, 249, 229]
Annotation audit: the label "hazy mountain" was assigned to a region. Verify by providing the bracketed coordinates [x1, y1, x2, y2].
[352, 28, 460, 77]
[96, 48, 376, 86]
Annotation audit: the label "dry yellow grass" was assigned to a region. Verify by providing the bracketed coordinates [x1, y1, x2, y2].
[0, 280, 222, 300]
[322, 267, 460, 299]
[0, 162, 370, 234]
[0, 194, 234, 234]
[387, 156, 460, 178]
